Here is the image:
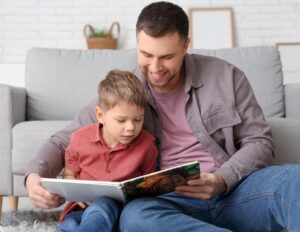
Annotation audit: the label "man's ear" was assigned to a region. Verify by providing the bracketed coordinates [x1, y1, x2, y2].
[184, 37, 190, 51]
[95, 106, 105, 124]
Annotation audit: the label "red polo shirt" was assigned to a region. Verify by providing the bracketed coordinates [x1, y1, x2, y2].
[60, 123, 158, 223]
[65, 123, 158, 181]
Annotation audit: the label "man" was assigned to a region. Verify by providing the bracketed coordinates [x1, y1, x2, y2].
[26, 2, 300, 231]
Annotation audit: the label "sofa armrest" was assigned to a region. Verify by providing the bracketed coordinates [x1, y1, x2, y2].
[0, 84, 26, 195]
[284, 83, 300, 118]
[267, 117, 300, 165]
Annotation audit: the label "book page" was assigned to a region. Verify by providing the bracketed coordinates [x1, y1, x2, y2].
[121, 161, 200, 201]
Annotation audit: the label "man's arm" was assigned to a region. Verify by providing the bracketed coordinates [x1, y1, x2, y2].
[25, 97, 98, 179]
[177, 69, 274, 199]
[215, 69, 274, 191]
[25, 97, 98, 208]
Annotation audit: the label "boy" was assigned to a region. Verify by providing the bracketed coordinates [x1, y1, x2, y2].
[56, 69, 158, 232]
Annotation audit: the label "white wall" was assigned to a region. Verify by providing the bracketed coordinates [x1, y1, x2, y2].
[1, 0, 300, 86]
[0, 64, 25, 87]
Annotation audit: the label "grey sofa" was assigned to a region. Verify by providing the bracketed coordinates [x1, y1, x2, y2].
[1, 46, 300, 215]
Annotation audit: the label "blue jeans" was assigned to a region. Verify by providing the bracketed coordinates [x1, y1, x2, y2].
[56, 197, 121, 232]
[120, 165, 300, 232]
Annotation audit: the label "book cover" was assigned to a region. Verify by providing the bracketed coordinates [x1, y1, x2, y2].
[41, 161, 200, 203]
[121, 161, 200, 200]
[41, 179, 127, 203]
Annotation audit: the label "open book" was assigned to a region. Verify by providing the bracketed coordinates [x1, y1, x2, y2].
[41, 161, 200, 203]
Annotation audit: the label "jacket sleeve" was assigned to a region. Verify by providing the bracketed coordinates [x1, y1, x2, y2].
[25, 98, 98, 179]
[215, 69, 275, 192]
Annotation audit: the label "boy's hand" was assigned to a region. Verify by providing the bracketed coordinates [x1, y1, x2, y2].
[77, 202, 90, 209]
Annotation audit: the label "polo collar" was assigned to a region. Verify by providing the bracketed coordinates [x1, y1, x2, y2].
[91, 122, 142, 150]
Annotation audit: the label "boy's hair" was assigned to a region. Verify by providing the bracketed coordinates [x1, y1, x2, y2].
[136, 1, 189, 40]
[98, 69, 147, 111]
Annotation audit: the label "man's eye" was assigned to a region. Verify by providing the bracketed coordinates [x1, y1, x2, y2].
[164, 56, 173, 60]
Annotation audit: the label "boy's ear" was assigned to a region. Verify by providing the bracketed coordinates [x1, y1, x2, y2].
[95, 106, 105, 124]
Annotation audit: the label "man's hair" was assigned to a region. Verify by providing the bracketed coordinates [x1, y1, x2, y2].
[98, 69, 147, 111]
[136, 1, 189, 40]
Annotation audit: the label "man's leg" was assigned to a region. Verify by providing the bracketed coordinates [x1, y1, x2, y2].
[212, 164, 299, 232]
[119, 195, 231, 232]
[78, 197, 122, 232]
[120, 164, 300, 232]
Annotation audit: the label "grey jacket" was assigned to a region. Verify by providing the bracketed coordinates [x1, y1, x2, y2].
[26, 53, 274, 192]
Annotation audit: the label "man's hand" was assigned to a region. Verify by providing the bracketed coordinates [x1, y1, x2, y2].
[26, 173, 65, 209]
[175, 172, 227, 200]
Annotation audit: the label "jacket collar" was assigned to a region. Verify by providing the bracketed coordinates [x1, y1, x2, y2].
[183, 54, 203, 93]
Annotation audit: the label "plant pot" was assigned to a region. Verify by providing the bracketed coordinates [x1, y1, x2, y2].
[83, 22, 120, 49]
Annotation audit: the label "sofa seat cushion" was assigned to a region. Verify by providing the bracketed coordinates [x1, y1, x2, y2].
[267, 117, 300, 164]
[12, 121, 70, 174]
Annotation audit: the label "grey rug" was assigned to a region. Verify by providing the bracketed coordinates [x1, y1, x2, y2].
[0, 210, 60, 232]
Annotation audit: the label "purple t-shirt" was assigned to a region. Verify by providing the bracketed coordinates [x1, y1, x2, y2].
[150, 81, 220, 173]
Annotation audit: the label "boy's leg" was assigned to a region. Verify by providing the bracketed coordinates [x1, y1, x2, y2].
[120, 164, 300, 232]
[78, 197, 122, 232]
[56, 211, 82, 232]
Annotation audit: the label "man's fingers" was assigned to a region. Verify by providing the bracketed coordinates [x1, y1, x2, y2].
[26, 173, 65, 209]
[175, 190, 212, 200]
[31, 195, 65, 209]
[29, 188, 64, 209]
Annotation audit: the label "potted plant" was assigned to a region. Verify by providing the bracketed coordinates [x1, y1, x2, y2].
[83, 22, 120, 49]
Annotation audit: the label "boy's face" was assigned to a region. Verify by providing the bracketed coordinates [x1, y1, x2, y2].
[137, 30, 189, 93]
[96, 101, 145, 148]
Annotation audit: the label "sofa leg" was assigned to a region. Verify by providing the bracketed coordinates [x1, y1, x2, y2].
[0, 195, 2, 221]
[9, 196, 18, 211]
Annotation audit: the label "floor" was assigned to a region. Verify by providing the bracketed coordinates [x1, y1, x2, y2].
[2, 197, 33, 211]
[2, 196, 64, 212]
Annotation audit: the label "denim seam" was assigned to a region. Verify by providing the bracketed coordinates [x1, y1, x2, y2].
[215, 192, 277, 208]
[284, 167, 293, 232]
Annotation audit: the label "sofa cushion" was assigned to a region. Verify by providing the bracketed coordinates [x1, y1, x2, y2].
[267, 117, 300, 164]
[191, 46, 284, 118]
[12, 121, 69, 174]
[26, 48, 137, 120]
[26, 46, 284, 121]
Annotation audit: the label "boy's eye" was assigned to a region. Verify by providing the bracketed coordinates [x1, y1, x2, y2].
[135, 118, 143, 122]
[116, 119, 125, 123]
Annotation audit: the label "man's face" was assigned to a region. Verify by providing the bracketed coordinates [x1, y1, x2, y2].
[96, 102, 145, 148]
[137, 30, 189, 93]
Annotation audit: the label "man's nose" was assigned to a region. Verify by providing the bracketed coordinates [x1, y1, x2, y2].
[150, 58, 162, 72]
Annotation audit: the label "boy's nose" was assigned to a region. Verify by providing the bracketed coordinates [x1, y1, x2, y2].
[125, 121, 135, 131]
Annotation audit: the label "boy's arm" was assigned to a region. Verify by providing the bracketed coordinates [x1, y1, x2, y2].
[141, 139, 159, 174]
[63, 168, 78, 180]
[64, 141, 81, 180]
